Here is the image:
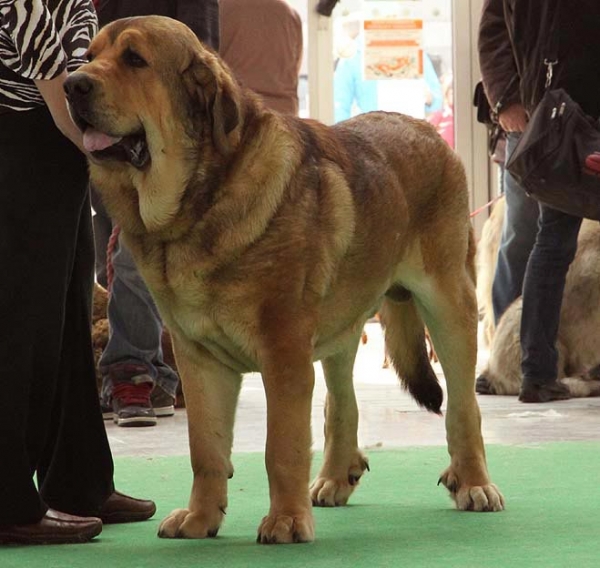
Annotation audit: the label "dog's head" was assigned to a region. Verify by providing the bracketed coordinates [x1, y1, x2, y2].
[64, 16, 243, 230]
[66, 15, 242, 166]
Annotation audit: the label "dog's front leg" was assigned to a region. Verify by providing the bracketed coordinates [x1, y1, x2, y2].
[257, 345, 315, 544]
[158, 340, 241, 539]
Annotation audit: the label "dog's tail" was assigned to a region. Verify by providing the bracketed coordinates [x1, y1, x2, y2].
[379, 295, 443, 414]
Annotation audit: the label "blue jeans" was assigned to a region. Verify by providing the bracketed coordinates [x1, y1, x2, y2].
[520, 206, 582, 384]
[98, 232, 179, 403]
[492, 132, 541, 323]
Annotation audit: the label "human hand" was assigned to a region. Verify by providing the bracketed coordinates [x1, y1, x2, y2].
[498, 103, 528, 133]
[584, 152, 600, 176]
[35, 72, 88, 154]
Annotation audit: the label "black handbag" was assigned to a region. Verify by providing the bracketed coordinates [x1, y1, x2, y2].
[506, 88, 600, 220]
[504, 0, 600, 220]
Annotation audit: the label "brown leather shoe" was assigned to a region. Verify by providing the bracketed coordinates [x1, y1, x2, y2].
[98, 491, 156, 524]
[0, 509, 102, 545]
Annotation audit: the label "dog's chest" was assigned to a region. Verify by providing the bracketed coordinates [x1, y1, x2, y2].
[168, 299, 258, 373]
[138, 259, 259, 373]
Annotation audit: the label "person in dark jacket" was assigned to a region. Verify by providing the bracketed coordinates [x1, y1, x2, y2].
[477, 1, 539, 332]
[477, 0, 600, 403]
[91, 0, 219, 427]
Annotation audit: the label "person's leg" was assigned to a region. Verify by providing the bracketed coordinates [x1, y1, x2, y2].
[0, 108, 59, 525]
[42, 206, 157, 521]
[38, 195, 115, 515]
[492, 132, 540, 323]
[519, 205, 582, 402]
[0, 107, 109, 525]
[100, 235, 178, 426]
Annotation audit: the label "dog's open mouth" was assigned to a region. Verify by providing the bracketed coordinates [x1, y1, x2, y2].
[82, 126, 150, 169]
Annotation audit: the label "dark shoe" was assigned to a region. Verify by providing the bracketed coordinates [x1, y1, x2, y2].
[475, 374, 496, 395]
[98, 491, 156, 524]
[112, 377, 157, 427]
[151, 385, 176, 417]
[0, 509, 102, 545]
[518, 380, 571, 403]
[100, 397, 113, 421]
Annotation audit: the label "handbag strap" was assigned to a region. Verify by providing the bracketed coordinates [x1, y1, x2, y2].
[544, 1, 562, 88]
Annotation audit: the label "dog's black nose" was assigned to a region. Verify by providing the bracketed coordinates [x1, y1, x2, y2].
[64, 74, 94, 99]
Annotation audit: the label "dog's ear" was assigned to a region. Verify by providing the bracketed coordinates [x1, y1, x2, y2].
[182, 50, 241, 156]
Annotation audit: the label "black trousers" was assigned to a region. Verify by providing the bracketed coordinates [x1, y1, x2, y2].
[0, 106, 114, 524]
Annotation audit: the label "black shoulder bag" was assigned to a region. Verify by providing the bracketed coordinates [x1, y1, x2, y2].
[505, 3, 600, 220]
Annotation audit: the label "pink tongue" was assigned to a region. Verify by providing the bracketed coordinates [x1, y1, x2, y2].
[83, 128, 123, 152]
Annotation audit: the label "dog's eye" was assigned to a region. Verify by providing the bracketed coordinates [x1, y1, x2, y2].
[123, 48, 148, 68]
[86, 51, 94, 62]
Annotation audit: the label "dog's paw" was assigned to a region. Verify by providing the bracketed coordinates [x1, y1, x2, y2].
[438, 468, 505, 512]
[257, 512, 314, 544]
[310, 454, 370, 507]
[157, 507, 224, 539]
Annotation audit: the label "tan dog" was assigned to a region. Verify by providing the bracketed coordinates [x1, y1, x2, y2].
[65, 16, 503, 543]
[476, 199, 600, 397]
[475, 197, 505, 348]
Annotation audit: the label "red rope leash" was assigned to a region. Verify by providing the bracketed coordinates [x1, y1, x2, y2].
[106, 225, 121, 293]
[470, 195, 502, 218]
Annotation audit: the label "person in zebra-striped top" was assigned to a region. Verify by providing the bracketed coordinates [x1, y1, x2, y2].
[0, 0, 97, 149]
[0, 0, 96, 107]
[0, 0, 156, 545]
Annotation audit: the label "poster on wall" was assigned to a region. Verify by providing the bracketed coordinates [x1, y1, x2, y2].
[362, 0, 424, 81]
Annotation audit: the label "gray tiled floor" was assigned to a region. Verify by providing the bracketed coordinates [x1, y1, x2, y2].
[105, 323, 600, 458]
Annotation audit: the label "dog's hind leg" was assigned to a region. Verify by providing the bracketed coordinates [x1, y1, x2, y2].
[410, 253, 504, 512]
[158, 340, 242, 539]
[310, 332, 369, 507]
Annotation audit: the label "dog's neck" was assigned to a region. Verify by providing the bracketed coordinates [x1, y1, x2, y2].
[188, 111, 301, 259]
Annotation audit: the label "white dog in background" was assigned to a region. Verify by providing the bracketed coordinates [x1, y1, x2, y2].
[476, 197, 600, 397]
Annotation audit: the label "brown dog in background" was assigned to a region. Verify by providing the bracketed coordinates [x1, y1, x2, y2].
[476, 197, 600, 397]
[66, 16, 503, 544]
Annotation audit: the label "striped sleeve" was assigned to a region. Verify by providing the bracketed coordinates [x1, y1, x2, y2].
[59, 0, 97, 72]
[0, 0, 67, 80]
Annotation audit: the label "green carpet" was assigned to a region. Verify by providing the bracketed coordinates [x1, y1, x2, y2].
[5, 443, 600, 568]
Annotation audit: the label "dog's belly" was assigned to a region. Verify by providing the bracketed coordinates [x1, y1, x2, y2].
[166, 296, 376, 376]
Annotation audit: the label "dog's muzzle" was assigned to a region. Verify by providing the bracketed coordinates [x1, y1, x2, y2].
[64, 73, 150, 169]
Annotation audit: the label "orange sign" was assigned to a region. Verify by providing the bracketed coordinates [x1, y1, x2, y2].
[363, 19, 423, 79]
